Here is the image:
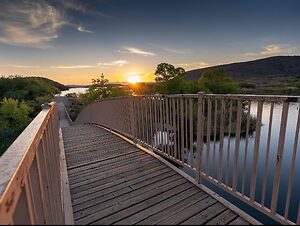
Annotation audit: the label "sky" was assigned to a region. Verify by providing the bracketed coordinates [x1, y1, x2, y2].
[0, 0, 300, 85]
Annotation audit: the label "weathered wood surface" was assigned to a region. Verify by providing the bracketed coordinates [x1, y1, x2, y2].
[62, 124, 252, 225]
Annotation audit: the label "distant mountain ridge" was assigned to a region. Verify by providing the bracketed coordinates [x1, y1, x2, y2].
[184, 56, 300, 81]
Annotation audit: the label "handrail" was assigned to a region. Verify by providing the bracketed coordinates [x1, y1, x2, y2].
[75, 93, 300, 225]
[0, 103, 64, 225]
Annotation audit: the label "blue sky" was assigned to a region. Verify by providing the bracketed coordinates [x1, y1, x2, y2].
[0, 0, 299, 84]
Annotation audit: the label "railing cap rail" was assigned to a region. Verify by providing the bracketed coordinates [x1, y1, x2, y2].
[0, 102, 56, 197]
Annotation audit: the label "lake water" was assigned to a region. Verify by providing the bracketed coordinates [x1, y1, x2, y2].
[182, 102, 300, 223]
[57, 87, 88, 96]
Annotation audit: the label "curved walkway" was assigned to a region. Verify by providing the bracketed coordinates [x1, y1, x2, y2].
[61, 123, 258, 225]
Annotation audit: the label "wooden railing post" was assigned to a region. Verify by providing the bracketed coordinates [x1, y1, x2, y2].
[196, 92, 205, 183]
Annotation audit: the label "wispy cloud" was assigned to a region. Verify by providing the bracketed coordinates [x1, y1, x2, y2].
[6, 64, 41, 69]
[0, 0, 98, 48]
[0, 0, 66, 48]
[98, 60, 128, 67]
[51, 65, 95, 69]
[151, 44, 189, 54]
[123, 47, 156, 56]
[77, 26, 94, 33]
[245, 44, 297, 57]
[175, 61, 210, 69]
[51, 59, 128, 69]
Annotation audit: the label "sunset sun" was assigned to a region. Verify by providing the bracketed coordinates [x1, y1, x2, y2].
[127, 74, 141, 84]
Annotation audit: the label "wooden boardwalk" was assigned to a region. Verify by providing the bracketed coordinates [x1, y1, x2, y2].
[62, 124, 253, 225]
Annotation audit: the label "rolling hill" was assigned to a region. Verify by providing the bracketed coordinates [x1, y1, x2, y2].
[185, 56, 300, 81]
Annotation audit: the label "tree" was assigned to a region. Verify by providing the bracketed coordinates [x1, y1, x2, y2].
[80, 74, 130, 104]
[198, 69, 239, 94]
[155, 63, 185, 83]
[81, 73, 113, 104]
[154, 63, 188, 94]
[0, 98, 33, 155]
[0, 98, 33, 127]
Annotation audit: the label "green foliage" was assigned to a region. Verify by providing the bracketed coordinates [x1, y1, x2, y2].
[239, 81, 256, 89]
[198, 69, 239, 94]
[154, 63, 193, 94]
[78, 74, 130, 105]
[0, 76, 67, 155]
[0, 98, 33, 155]
[155, 63, 185, 83]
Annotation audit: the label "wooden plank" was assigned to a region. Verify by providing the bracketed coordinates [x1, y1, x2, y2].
[114, 187, 206, 225]
[72, 168, 174, 209]
[158, 196, 217, 225]
[205, 209, 237, 225]
[90, 182, 193, 225]
[180, 202, 227, 225]
[68, 155, 153, 183]
[70, 159, 160, 190]
[67, 151, 146, 175]
[71, 164, 167, 200]
[73, 174, 182, 220]
[228, 217, 250, 225]
[137, 191, 209, 225]
[75, 179, 189, 224]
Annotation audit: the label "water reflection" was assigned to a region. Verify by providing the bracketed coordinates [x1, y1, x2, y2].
[182, 102, 299, 222]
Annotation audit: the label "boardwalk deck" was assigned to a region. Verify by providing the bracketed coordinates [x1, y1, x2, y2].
[62, 124, 254, 225]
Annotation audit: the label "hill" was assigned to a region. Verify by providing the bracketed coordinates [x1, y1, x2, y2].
[0, 76, 68, 101]
[185, 56, 300, 81]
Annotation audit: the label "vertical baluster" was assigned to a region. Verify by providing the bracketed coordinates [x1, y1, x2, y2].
[212, 98, 218, 178]
[284, 102, 300, 219]
[180, 97, 185, 163]
[166, 98, 170, 156]
[173, 98, 178, 160]
[185, 98, 189, 165]
[271, 101, 289, 213]
[206, 97, 212, 175]
[145, 98, 149, 145]
[218, 97, 226, 183]
[177, 98, 180, 160]
[196, 92, 205, 183]
[154, 97, 158, 147]
[149, 98, 153, 146]
[261, 102, 274, 205]
[163, 98, 167, 155]
[35, 142, 51, 224]
[232, 100, 242, 191]
[169, 98, 174, 157]
[250, 100, 263, 201]
[160, 97, 164, 152]
[226, 99, 233, 188]
[242, 101, 251, 195]
[189, 98, 194, 169]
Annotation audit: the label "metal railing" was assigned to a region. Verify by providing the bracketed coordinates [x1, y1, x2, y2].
[75, 93, 300, 225]
[0, 103, 64, 224]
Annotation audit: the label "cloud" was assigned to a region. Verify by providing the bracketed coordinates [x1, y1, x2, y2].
[124, 47, 156, 56]
[0, 0, 67, 48]
[77, 26, 94, 33]
[176, 61, 210, 69]
[0, 0, 98, 48]
[6, 64, 41, 69]
[98, 60, 128, 67]
[51, 60, 128, 69]
[245, 44, 297, 57]
[51, 65, 95, 69]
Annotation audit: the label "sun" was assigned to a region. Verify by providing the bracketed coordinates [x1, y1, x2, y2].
[127, 75, 141, 84]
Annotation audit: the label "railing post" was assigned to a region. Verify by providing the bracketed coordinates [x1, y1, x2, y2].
[196, 92, 205, 183]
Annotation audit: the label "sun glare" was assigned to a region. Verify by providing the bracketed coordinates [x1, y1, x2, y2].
[127, 75, 141, 84]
